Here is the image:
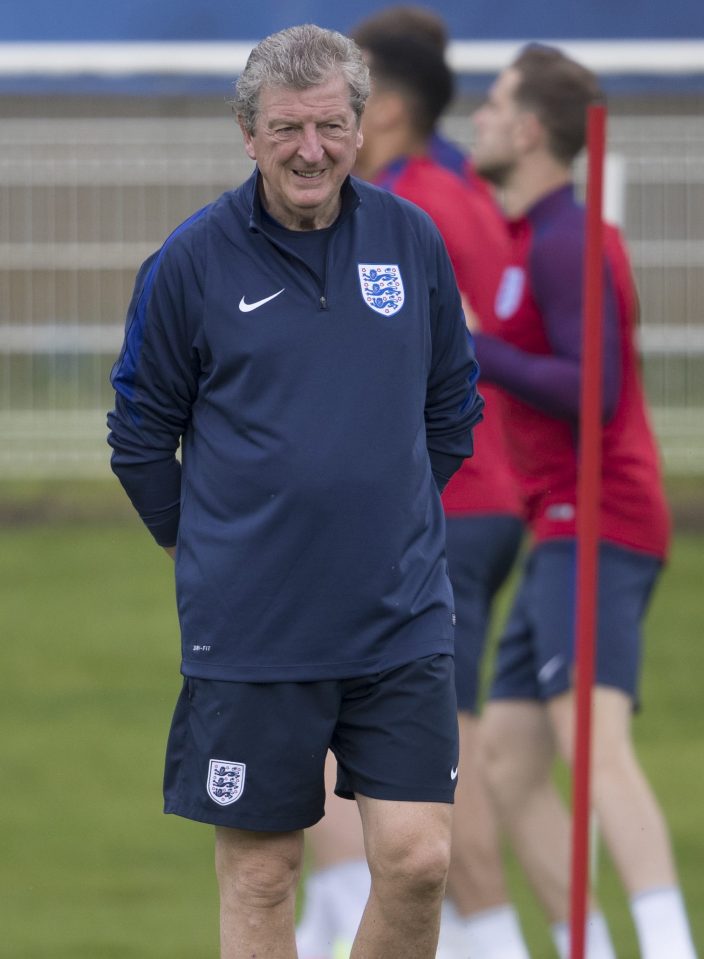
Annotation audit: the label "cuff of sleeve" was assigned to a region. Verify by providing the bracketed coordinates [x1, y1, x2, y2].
[429, 451, 465, 493]
[143, 507, 180, 548]
[109, 457, 181, 547]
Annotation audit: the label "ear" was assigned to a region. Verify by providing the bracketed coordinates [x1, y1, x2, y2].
[516, 110, 544, 152]
[238, 117, 257, 161]
[356, 126, 364, 150]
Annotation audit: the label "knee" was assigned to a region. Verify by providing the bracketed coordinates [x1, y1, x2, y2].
[552, 693, 634, 784]
[480, 720, 518, 800]
[215, 831, 302, 909]
[480, 714, 549, 806]
[369, 830, 451, 902]
[590, 733, 636, 789]
[233, 853, 300, 909]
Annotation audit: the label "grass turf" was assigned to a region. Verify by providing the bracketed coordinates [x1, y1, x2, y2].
[1, 497, 702, 956]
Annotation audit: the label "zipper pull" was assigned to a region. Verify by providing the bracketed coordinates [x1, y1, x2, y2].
[320, 295, 328, 309]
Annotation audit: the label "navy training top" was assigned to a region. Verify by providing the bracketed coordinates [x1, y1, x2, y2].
[108, 171, 483, 682]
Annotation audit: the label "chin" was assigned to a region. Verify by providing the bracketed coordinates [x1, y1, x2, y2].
[291, 192, 328, 208]
[474, 163, 509, 188]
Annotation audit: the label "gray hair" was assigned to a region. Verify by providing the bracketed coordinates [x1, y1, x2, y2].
[234, 24, 370, 134]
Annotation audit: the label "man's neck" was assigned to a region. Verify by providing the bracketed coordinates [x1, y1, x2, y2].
[354, 129, 427, 182]
[500, 156, 572, 219]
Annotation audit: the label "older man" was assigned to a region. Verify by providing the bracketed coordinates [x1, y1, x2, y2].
[107, 24, 483, 959]
[297, 27, 528, 959]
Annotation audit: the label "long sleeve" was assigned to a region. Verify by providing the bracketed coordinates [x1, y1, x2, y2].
[475, 226, 620, 423]
[107, 211, 207, 546]
[425, 229, 484, 489]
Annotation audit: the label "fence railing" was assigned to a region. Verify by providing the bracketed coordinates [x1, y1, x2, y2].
[1, 109, 703, 476]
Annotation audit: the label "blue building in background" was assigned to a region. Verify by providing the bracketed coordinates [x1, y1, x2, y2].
[1, 0, 703, 95]
[2, 0, 702, 41]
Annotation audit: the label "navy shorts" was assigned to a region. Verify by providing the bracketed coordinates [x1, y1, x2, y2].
[444, 515, 523, 712]
[163, 654, 459, 832]
[490, 540, 662, 704]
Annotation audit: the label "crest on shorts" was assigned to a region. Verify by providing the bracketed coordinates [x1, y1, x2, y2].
[495, 266, 525, 320]
[207, 759, 246, 806]
[358, 264, 405, 316]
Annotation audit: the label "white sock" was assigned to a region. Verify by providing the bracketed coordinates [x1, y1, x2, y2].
[551, 912, 616, 959]
[435, 898, 466, 958]
[630, 886, 698, 959]
[296, 869, 335, 959]
[322, 859, 371, 948]
[457, 904, 531, 959]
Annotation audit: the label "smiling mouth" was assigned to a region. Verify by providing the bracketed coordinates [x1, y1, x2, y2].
[293, 170, 325, 179]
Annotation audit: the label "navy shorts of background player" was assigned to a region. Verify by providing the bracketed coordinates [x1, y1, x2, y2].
[490, 540, 662, 704]
[444, 514, 524, 712]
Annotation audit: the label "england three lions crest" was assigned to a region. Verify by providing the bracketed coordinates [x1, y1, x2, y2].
[358, 264, 405, 316]
[207, 759, 246, 806]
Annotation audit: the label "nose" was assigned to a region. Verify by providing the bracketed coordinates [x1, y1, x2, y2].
[297, 125, 325, 164]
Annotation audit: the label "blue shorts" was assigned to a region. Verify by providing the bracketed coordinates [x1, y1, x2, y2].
[163, 654, 459, 831]
[444, 514, 523, 713]
[489, 541, 661, 704]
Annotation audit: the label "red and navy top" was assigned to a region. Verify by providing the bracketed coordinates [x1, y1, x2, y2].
[374, 153, 523, 519]
[475, 184, 670, 558]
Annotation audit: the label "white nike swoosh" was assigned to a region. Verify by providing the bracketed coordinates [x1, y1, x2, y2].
[239, 289, 285, 312]
[538, 655, 564, 684]
[450, 766, 459, 781]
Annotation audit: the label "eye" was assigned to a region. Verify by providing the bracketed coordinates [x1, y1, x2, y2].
[272, 126, 297, 141]
[321, 122, 346, 137]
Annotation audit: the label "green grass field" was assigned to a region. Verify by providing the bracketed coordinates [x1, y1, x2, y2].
[1, 480, 702, 957]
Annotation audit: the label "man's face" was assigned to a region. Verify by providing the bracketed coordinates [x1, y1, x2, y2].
[471, 67, 526, 187]
[353, 83, 389, 174]
[240, 73, 363, 230]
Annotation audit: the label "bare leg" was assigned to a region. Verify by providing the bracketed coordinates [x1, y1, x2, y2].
[352, 796, 452, 959]
[482, 691, 688, 959]
[215, 825, 304, 959]
[446, 711, 511, 914]
[548, 686, 679, 896]
[481, 699, 575, 923]
[307, 720, 510, 918]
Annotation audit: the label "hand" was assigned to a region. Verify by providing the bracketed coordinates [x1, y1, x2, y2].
[461, 294, 480, 333]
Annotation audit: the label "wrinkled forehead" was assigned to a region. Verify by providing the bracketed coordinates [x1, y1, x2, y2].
[255, 75, 358, 124]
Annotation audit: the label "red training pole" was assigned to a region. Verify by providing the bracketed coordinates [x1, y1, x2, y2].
[569, 102, 607, 959]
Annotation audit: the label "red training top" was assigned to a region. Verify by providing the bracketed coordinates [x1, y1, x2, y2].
[475, 185, 670, 557]
[375, 155, 523, 518]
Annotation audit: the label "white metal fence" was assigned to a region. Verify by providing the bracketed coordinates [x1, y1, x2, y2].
[1, 106, 703, 476]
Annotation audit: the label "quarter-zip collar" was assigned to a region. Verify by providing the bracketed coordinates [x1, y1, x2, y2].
[245, 168, 361, 235]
